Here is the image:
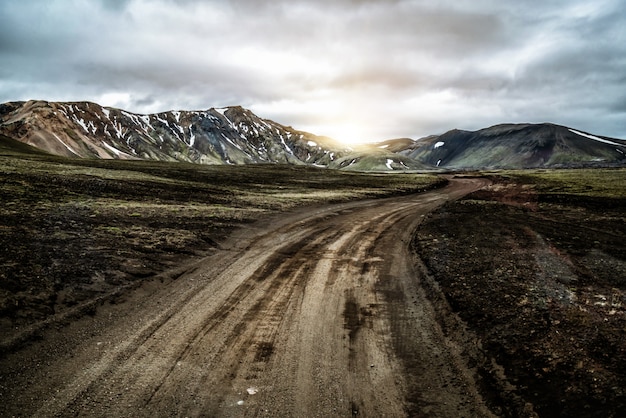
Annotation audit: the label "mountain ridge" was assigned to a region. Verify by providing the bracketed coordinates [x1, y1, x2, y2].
[385, 122, 626, 169]
[2, 100, 625, 170]
[0, 100, 349, 167]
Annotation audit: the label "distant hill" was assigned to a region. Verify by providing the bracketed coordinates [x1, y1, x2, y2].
[388, 123, 626, 169]
[2, 100, 625, 170]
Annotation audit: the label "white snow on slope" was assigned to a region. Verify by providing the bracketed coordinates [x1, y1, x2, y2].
[434, 141, 445, 149]
[103, 142, 131, 157]
[189, 126, 196, 147]
[569, 129, 625, 147]
[52, 133, 78, 156]
[138, 115, 151, 131]
[74, 117, 90, 133]
[281, 136, 294, 155]
[386, 159, 394, 169]
[221, 133, 245, 152]
[307, 140, 318, 147]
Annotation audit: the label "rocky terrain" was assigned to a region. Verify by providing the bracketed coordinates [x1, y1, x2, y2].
[0, 136, 443, 354]
[416, 169, 626, 417]
[1, 133, 625, 415]
[2, 99, 626, 416]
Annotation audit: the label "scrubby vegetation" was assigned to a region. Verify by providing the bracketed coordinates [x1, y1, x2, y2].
[0, 135, 443, 352]
[417, 168, 626, 417]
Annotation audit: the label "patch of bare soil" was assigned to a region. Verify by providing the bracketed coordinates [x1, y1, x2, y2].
[0, 173, 237, 354]
[0, 178, 494, 417]
[0, 158, 443, 355]
[415, 177, 626, 417]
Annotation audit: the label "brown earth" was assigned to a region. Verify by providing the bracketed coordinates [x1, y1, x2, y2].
[0, 177, 494, 417]
[416, 176, 626, 417]
[0, 154, 444, 354]
[3, 167, 624, 417]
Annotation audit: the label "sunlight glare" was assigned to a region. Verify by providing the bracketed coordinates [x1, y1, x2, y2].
[319, 122, 377, 145]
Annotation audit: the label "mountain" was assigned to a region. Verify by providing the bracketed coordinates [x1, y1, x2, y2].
[2, 101, 625, 171]
[392, 123, 626, 169]
[0, 100, 349, 166]
[327, 144, 434, 171]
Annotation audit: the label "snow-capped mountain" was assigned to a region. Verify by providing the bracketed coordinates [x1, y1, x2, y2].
[0, 100, 348, 166]
[389, 123, 626, 169]
[2, 101, 625, 171]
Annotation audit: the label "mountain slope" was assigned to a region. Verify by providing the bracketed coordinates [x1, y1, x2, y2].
[0, 100, 349, 166]
[3, 101, 625, 171]
[327, 146, 434, 171]
[397, 123, 626, 169]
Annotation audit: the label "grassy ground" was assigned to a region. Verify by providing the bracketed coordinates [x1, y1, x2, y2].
[416, 168, 626, 417]
[0, 136, 444, 349]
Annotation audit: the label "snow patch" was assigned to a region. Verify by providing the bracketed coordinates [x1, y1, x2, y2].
[74, 117, 90, 133]
[189, 126, 196, 147]
[52, 133, 78, 156]
[385, 159, 394, 170]
[139, 115, 150, 123]
[307, 140, 318, 147]
[436, 159, 442, 167]
[101, 108, 110, 119]
[112, 121, 125, 139]
[569, 129, 624, 147]
[281, 136, 294, 155]
[155, 115, 170, 128]
[103, 142, 129, 157]
[378, 144, 389, 149]
[434, 141, 445, 149]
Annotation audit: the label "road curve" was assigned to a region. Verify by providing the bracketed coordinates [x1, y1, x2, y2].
[0, 177, 493, 417]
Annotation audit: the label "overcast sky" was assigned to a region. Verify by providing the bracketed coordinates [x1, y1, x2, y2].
[1, 0, 625, 143]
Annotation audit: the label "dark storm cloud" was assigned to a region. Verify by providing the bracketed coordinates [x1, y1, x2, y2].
[1, 0, 625, 142]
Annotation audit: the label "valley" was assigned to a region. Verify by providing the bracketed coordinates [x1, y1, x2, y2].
[1, 133, 625, 417]
[0, 175, 491, 417]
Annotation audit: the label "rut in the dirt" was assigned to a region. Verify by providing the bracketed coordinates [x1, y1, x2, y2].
[0, 178, 493, 417]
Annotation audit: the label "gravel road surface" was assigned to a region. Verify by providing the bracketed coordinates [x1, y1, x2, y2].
[0, 177, 492, 417]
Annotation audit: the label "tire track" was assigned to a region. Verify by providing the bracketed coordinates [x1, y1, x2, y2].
[2, 177, 494, 417]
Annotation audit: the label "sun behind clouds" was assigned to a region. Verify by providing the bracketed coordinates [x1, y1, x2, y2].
[316, 121, 379, 145]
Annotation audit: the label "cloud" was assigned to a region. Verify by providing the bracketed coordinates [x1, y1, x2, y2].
[1, 0, 625, 142]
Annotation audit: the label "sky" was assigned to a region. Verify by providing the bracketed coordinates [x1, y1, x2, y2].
[1, 0, 625, 143]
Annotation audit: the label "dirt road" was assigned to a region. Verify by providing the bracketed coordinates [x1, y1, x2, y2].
[0, 177, 493, 417]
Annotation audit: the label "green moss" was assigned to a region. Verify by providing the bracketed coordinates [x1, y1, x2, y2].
[507, 168, 626, 199]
